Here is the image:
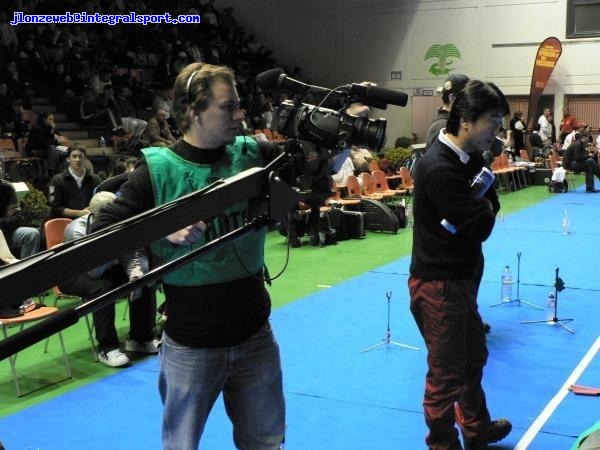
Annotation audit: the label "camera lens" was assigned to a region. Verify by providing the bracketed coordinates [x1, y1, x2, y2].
[340, 114, 387, 151]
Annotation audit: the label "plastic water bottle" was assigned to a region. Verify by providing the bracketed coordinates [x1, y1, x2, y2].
[501, 265, 512, 302]
[547, 292, 556, 321]
[561, 209, 570, 234]
[405, 202, 413, 228]
[98, 136, 106, 148]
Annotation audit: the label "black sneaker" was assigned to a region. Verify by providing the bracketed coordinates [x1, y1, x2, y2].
[464, 418, 512, 450]
[586, 187, 599, 193]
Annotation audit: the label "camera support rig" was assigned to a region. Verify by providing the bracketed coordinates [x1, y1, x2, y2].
[0, 152, 300, 361]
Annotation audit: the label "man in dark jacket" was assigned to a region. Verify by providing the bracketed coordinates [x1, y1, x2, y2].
[562, 133, 600, 192]
[48, 143, 101, 219]
[409, 80, 512, 450]
[425, 73, 470, 149]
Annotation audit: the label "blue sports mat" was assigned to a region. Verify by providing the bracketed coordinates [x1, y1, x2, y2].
[2, 188, 599, 449]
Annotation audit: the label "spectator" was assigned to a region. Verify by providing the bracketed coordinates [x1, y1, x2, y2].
[79, 87, 121, 134]
[48, 143, 101, 219]
[114, 85, 147, 138]
[0, 179, 41, 259]
[562, 133, 600, 193]
[88, 67, 113, 96]
[144, 105, 175, 147]
[537, 107, 553, 145]
[0, 10, 19, 62]
[0, 82, 18, 135]
[559, 107, 578, 144]
[59, 190, 159, 367]
[509, 111, 526, 153]
[25, 111, 69, 175]
[95, 84, 126, 136]
[46, 62, 78, 109]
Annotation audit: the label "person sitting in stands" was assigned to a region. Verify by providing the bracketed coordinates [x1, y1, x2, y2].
[0, 179, 40, 258]
[48, 143, 101, 219]
[79, 87, 124, 136]
[562, 133, 600, 193]
[144, 105, 176, 147]
[25, 111, 69, 175]
[0, 82, 18, 135]
[114, 85, 147, 139]
[58, 190, 159, 367]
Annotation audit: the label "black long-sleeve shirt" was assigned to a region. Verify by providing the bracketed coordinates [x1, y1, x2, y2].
[48, 168, 101, 218]
[410, 138, 499, 281]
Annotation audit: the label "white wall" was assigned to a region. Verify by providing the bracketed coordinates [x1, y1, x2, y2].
[219, 0, 600, 145]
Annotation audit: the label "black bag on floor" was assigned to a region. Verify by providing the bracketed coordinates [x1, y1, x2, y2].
[337, 210, 365, 240]
[388, 203, 406, 228]
[358, 198, 400, 233]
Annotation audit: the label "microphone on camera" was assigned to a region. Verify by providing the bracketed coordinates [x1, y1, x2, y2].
[347, 83, 408, 109]
[255, 68, 408, 110]
[255, 68, 330, 96]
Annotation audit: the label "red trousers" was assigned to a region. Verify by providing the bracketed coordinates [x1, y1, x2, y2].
[408, 277, 490, 450]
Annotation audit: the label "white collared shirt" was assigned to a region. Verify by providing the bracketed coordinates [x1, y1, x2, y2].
[438, 128, 470, 165]
[68, 166, 85, 188]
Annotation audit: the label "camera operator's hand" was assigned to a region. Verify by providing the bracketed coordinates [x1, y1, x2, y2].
[167, 221, 207, 245]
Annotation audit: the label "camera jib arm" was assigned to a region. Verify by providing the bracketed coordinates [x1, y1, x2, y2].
[0, 152, 300, 360]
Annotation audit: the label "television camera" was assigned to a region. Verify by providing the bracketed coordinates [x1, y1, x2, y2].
[256, 68, 408, 202]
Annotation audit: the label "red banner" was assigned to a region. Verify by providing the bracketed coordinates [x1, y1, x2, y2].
[527, 37, 562, 129]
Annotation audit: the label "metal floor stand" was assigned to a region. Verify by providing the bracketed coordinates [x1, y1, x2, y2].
[521, 267, 574, 333]
[490, 252, 542, 309]
[362, 291, 420, 353]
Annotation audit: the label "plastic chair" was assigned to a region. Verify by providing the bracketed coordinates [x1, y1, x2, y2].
[399, 166, 415, 195]
[360, 172, 390, 200]
[327, 179, 361, 208]
[345, 174, 363, 199]
[43, 218, 97, 360]
[371, 169, 407, 199]
[44, 218, 73, 249]
[1, 306, 72, 397]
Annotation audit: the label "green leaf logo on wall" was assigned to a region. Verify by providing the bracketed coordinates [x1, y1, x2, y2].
[425, 44, 462, 76]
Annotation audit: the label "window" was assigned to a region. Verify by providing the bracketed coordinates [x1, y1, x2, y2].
[567, 0, 600, 38]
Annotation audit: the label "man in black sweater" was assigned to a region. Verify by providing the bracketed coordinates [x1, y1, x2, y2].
[409, 80, 512, 450]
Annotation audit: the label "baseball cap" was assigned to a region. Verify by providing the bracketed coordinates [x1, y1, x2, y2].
[89, 191, 117, 214]
[441, 74, 470, 98]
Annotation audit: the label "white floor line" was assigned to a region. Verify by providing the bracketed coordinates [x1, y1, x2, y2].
[514, 335, 600, 450]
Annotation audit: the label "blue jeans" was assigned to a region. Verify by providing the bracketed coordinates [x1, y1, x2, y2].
[11, 226, 40, 258]
[159, 322, 285, 450]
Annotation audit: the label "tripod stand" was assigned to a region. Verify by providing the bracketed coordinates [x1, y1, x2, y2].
[362, 291, 420, 353]
[521, 267, 574, 333]
[490, 252, 542, 309]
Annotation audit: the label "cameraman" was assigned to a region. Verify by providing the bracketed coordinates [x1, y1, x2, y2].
[93, 63, 285, 450]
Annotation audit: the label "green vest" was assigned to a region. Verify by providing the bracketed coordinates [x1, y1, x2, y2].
[144, 137, 266, 286]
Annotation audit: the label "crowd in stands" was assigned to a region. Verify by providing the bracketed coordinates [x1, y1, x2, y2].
[0, 0, 309, 177]
[0, 0, 315, 265]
